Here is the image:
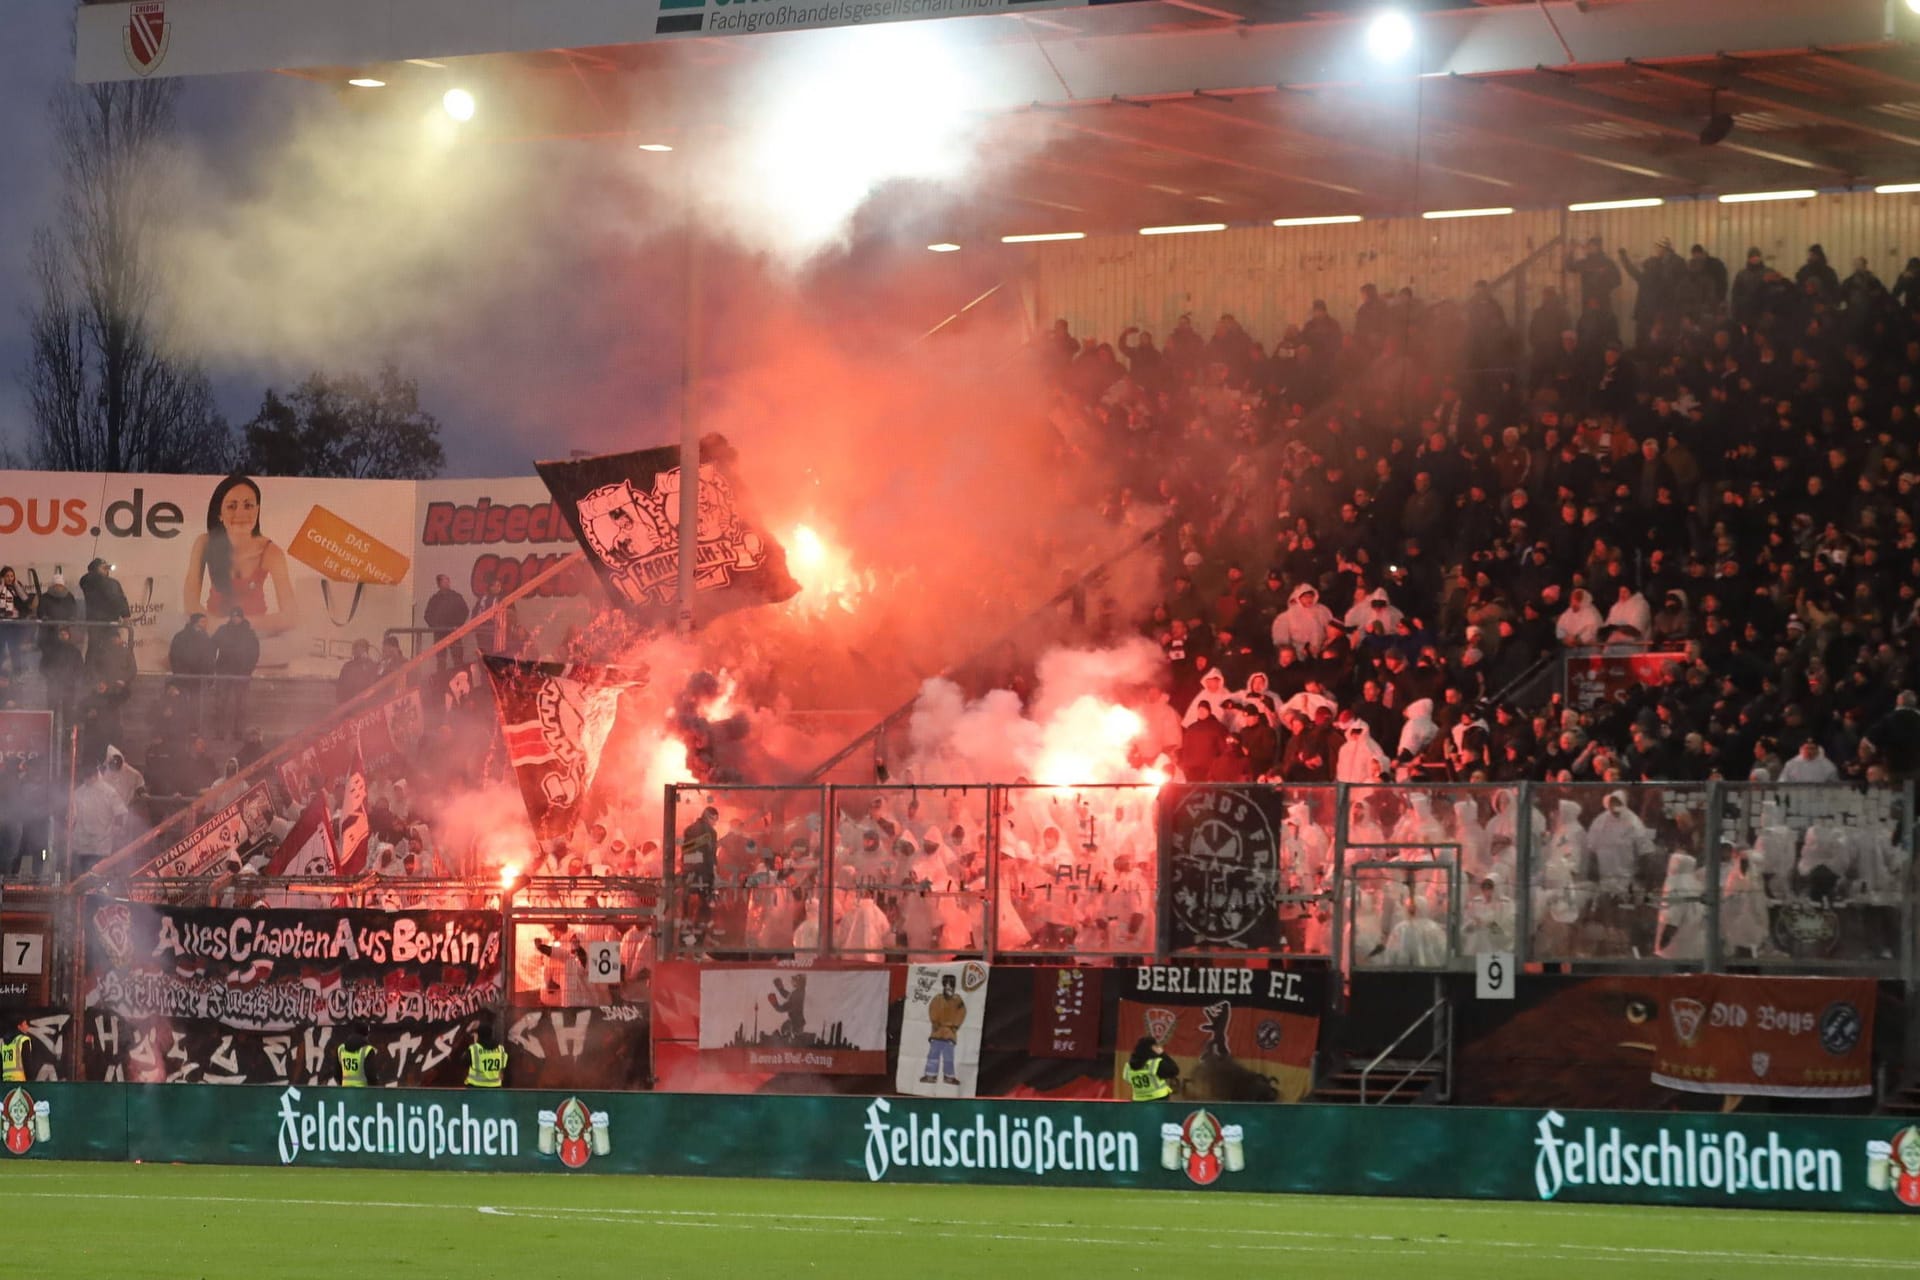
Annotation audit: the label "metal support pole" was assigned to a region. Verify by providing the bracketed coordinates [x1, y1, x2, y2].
[661, 783, 679, 961]
[677, 179, 701, 639]
[1330, 783, 1350, 1012]
[1513, 782, 1533, 966]
[1703, 781, 1724, 973]
[984, 784, 1000, 963]
[821, 785, 837, 958]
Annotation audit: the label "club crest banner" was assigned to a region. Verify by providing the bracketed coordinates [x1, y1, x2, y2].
[897, 962, 989, 1098]
[1157, 785, 1287, 953]
[535, 436, 797, 627]
[483, 656, 645, 841]
[82, 899, 503, 1032]
[1114, 964, 1324, 1103]
[1651, 974, 1876, 1098]
[697, 968, 887, 1074]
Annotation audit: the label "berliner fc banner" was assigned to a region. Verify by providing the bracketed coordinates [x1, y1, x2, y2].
[82, 898, 504, 1031]
[536, 436, 797, 628]
[1114, 964, 1324, 1103]
[1651, 974, 1876, 1099]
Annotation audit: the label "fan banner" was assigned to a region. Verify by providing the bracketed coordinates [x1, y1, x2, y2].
[263, 794, 338, 877]
[82, 898, 504, 1032]
[482, 656, 645, 841]
[697, 967, 887, 1074]
[535, 435, 797, 627]
[134, 781, 277, 879]
[1027, 967, 1104, 1060]
[896, 962, 990, 1098]
[1156, 785, 1289, 953]
[1114, 964, 1324, 1103]
[1651, 974, 1876, 1098]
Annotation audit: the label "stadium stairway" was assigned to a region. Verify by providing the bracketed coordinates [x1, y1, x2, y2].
[1311, 1056, 1446, 1106]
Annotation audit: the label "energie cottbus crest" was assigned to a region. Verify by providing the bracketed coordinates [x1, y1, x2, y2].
[123, 1, 170, 74]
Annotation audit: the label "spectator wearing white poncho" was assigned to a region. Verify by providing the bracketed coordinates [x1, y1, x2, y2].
[1271, 583, 1333, 655]
[1343, 588, 1404, 637]
[1778, 740, 1841, 784]
[1555, 588, 1603, 647]
[1655, 853, 1706, 960]
[1336, 721, 1392, 784]
[1604, 586, 1652, 639]
[1587, 791, 1651, 899]
[1462, 873, 1515, 956]
[1384, 894, 1450, 967]
[1720, 847, 1772, 958]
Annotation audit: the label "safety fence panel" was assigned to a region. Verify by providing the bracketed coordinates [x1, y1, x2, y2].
[997, 783, 1157, 960]
[664, 784, 827, 960]
[831, 786, 991, 960]
[3, 1083, 1918, 1214]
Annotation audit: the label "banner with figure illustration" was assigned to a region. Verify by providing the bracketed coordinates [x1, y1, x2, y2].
[82, 898, 504, 1032]
[1113, 964, 1324, 1103]
[897, 962, 990, 1098]
[697, 967, 887, 1074]
[1651, 974, 1876, 1098]
[535, 435, 798, 628]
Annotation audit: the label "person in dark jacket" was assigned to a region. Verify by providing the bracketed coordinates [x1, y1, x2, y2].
[1564, 236, 1623, 312]
[38, 625, 83, 724]
[1178, 702, 1230, 780]
[212, 608, 260, 726]
[1124, 1034, 1179, 1101]
[167, 613, 218, 732]
[336, 638, 380, 705]
[78, 560, 130, 655]
[1730, 246, 1769, 326]
[1797, 244, 1840, 304]
[422, 574, 469, 670]
[85, 626, 136, 706]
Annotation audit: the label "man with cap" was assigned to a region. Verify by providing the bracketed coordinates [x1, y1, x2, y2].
[1565, 235, 1623, 312]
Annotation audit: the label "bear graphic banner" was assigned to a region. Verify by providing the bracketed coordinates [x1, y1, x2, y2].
[1651, 974, 1876, 1099]
[535, 436, 798, 627]
[483, 657, 646, 842]
[697, 967, 888, 1074]
[1114, 965, 1324, 1103]
[1157, 785, 1288, 954]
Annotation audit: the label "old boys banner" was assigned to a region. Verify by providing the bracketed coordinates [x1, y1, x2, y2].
[698, 967, 887, 1074]
[536, 435, 797, 627]
[1114, 965, 1324, 1103]
[1651, 974, 1876, 1098]
[897, 962, 990, 1099]
[83, 899, 503, 1031]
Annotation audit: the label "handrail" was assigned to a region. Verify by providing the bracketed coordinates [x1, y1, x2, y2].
[1488, 233, 1567, 297]
[1358, 995, 1449, 1105]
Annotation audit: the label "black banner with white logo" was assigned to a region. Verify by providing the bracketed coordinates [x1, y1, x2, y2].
[535, 435, 798, 628]
[1157, 785, 1287, 953]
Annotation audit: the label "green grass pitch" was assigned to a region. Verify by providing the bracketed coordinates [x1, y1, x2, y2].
[9, 1162, 1917, 1278]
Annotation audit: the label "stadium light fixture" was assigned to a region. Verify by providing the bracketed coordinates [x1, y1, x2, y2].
[1421, 206, 1514, 220]
[636, 143, 675, 152]
[1001, 232, 1086, 243]
[1273, 214, 1364, 227]
[1875, 182, 1920, 194]
[346, 77, 385, 88]
[1138, 223, 1228, 236]
[1568, 198, 1664, 212]
[1365, 9, 1415, 61]
[442, 88, 477, 122]
[1909, 0, 1920, 15]
[1717, 189, 1817, 204]
[927, 243, 961, 252]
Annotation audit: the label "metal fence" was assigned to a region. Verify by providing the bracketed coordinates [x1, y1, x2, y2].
[660, 779, 1916, 980]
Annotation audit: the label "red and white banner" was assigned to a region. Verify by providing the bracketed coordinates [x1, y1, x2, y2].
[264, 794, 338, 876]
[1652, 974, 1876, 1098]
[1566, 649, 1689, 711]
[136, 781, 276, 878]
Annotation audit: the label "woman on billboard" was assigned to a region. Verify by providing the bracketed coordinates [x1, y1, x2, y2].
[183, 474, 301, 636]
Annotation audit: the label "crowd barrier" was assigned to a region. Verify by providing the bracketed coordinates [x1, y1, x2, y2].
[4, 1082, 1918, 1213]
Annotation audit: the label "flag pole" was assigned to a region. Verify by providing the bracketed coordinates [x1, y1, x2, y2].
[677, 165, 700, 638]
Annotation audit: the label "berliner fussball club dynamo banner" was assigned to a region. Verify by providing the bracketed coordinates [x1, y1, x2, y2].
[895, 962, 990, 1099]
[6, 1085, 1920, 1214]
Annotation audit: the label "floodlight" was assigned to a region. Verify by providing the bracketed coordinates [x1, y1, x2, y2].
[443, 88, 476, 122]
[1366, 10, 1414, 61]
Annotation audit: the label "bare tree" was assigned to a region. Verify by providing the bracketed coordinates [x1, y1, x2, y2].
[19, 79, 230, 473]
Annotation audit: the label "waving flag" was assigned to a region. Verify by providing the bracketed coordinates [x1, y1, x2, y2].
[265, 794, 339, 877]
[484, 657, 647, 841]
[535, 435, 798, 628]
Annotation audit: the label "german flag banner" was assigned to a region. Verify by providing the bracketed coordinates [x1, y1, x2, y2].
[1114, 964, 1325, 1103]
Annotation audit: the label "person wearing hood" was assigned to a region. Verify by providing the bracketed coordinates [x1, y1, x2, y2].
[1183, 668, 1233, 727]
[1779, 739, 1840, 784]
[1391, 792, 1447, 859]
[833, 872, 896, 955]
[1796, 824, 1853, 903]
[1604, 586, 1652, 640]
[1796, 243, 1839, 303]
[100, 745, 146, 808]
[1655, 853, 1706, 960]
[35, 570, 79, 658]
[1383, 893, 1450, 967]
[1681, 243, 1727, 316]
[1587, 791, 1649, 905]
[1279, 680, 1337, 724]
[1451, 798, 1492, 880]
[1271, 583, 1333, 655]
[1462, 873, 1515, 956]
[1237, 672, 1280, 722]
[1650, 589, 1692, 643]
[1282, 800, 1333, 888]
[1177, 702, 1230, 781]
[1394, 698, 1445, 781]
[1555, 588, 1603, 647]
[1531, 839, 1587, 957]
[1731, 246, 1770, 324]
[1343, 587, 1404, 637]
[1336, 720, 1391, 784]
[68, 765, 131, 873]
[1721, 845, 1773, 959]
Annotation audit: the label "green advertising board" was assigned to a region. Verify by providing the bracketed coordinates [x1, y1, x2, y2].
[5, 1083, 1919, 1215]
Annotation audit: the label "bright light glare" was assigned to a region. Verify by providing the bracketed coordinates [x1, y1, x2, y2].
[1366, 9, 1415, 61]
[636, 143, 675, 152]
[347, 78, 386, 88]
[1717, 189, 1817, 204]
[733, 25, 984, 255]
[1138, 223, 1227, 236]
[442, 88, 476, 122]
[1001, 232, 1085, 243]
[927, 242, 962, 253]
[1273, 214, 1364, 227]
[1568, 198, 1664, 211]
[1421, 206, 1515, 220]
[499, 862, 521, 887]
[1874, 182, 1920, 194]
[1908, 0, 1920, 15]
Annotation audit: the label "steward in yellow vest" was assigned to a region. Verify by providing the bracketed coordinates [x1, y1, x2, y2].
[467, 1027, 508, 1088]
[336, 1040, 374, 1088]
[1, 1021, 30, 1083]
[1124, 1035, 1177, 1101]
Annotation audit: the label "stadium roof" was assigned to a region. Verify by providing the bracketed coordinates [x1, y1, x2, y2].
[76, 0, 1920, 235]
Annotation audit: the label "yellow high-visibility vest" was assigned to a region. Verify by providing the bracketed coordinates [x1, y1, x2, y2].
[0, 1034, 27, 1083]
[337, 1044, 371, 1087]
[467, 1043, 508, 1088]
[1125, 1056, 1171, 1102]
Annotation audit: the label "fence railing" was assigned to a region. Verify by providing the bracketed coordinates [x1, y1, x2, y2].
[658, 779, 1916, 980]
